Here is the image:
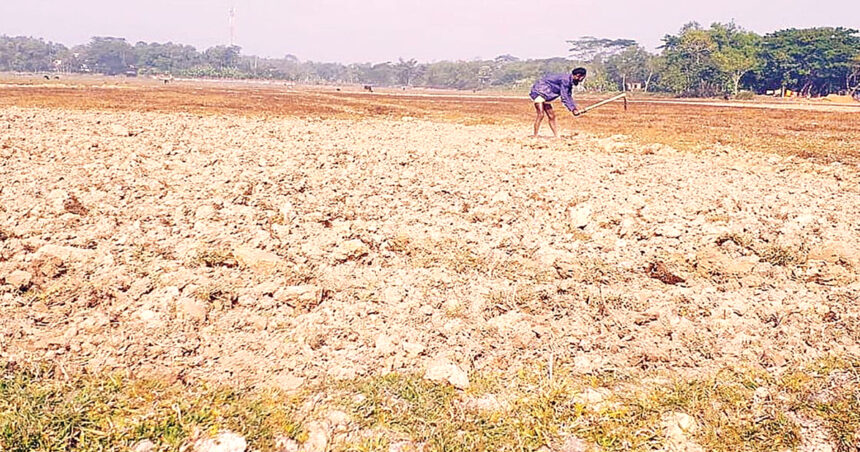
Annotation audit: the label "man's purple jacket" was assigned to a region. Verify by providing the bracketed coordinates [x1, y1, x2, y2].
[530, 73, 578, 112]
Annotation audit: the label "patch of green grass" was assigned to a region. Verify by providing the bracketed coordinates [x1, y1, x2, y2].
[341, 360, 860, 452]
[0, 363, 303, 451]
[780, 357, 860, 451]
[4, 359, 858, 451]
[338, 436, 391, 452]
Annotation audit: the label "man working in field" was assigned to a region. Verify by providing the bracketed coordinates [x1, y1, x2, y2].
[529, 67, 587, 137]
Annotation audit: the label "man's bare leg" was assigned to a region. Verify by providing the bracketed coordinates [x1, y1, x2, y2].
[544, 104, 559, 138]
[533, 103, 544, 137]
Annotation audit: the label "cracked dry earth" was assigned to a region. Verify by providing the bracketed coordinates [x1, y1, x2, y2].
[1, 106, 859, 389]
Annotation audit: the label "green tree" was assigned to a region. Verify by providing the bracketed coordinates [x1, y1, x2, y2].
[395, 58, 422, 86]
[605, 45, 655, 91]
[365, 61, 397, 86]
[669, 23, 719, 95]
[494, 54, 519, 64]
[849, 54, 860, 96]
[0, 36, 67, 72]
[84, 37, 134, 75]
[567, 37, 637, 62]
[204, 45, 242, 70]
[134, 41, 201, 74]
[710, 22, 762, 94]
[758, 27, 860, 96]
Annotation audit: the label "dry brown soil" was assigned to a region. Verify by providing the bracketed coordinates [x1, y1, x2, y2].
[1, 79, 859, 391]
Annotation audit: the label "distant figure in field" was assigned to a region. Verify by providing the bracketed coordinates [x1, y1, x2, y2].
[529, 67, 586, 138]
[364, 85, 373, 93]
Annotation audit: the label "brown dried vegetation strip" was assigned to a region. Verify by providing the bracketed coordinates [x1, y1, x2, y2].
[1, 81, 858, 165]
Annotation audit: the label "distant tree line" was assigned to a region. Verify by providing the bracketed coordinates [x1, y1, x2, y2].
[2, 21, 859, 97]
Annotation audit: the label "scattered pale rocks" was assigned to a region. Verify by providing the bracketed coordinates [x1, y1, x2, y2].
[47, 189, 70, 213]
[279, 200, 295, 221]
[491, 190, 511, 204]
[137, 309, 164, 329]
[177, 297, 208, 322]
[804, 261, 856, 286]
[389, 441, 424, 452]
[248, 315, 269, 331]
[161, 286, 181, 301]
[332, 239, 370, 261]
[558, 436, 588, 452]
[402, 341, 425, 358]
[381, 286, 403, 304]
[327, 365, 359, 380]
[79, 312, 110, 333]
[326, 410, 351, 433]
[657, 224, 683, 239]
[275, 285, 321, 305]
[36, 244, 95, 262]
[275, 436, 300, 452]
[375, 334, 398, 355]
[127, 278, 154, 299]
[109, 124, 131, 137]
[793, 214, 817, 227]
[5, 270, 32, 289]
[302, 421, 330, 452]
[487, 311, 524, 332]
[192, 431, 247, 452]
[424, 357, 469, 389]
[573, 387, 612, 407]
[273, 373, 304, 392]
[195, 204, 217, 220]
[619, 217, 637, 238]
[808, 241, 859, 268]
[661, 412, 703, 452]
[696, 246, 756, 276]
[572, 355, 608, 374]
[233, 246, 283, 271]
[255, 280, 281, 296]
[463, 393, 506, 412]
[131, 439, 157, 452]
[568, 203, 593, 229]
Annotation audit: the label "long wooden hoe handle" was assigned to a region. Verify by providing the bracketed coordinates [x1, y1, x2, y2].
[580, 93, 628, 115]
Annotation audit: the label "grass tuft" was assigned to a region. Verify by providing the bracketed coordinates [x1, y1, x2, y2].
[0, 363, 303, 451]
[3, 359, 858, 451]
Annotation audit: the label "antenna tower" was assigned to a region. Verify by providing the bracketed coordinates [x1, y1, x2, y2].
[228, 7, 237, 46]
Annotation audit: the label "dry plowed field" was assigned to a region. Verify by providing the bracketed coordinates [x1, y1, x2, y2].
[1, 80, 860, 451]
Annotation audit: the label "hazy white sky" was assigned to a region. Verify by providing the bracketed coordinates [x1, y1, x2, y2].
[1, 0, 859, 63]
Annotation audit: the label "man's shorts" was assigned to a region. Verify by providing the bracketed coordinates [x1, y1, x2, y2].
[530, 94, 553, 104]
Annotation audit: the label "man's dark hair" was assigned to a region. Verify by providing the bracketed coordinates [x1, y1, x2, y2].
[572, 67, 587, 77]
